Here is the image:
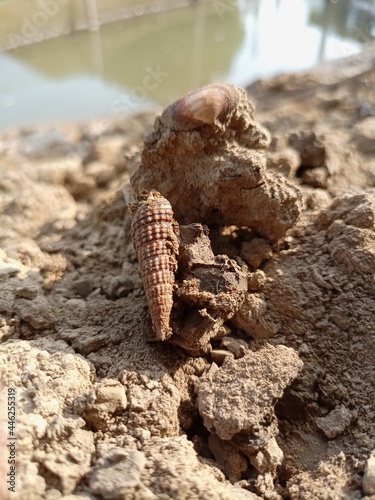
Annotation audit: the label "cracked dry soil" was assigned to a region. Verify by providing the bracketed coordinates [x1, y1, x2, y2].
[0, 47, 375, 500]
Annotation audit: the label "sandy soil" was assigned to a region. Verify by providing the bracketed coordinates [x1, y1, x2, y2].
[0, 45, 375, 500]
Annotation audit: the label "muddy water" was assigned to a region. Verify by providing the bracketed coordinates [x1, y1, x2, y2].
[0, 0, 374, 130]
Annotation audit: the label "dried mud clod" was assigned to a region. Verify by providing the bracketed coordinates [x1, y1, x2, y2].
[129, 191, 179, 341]
[196, 343, 304, 490]
[171, 223, 248, 356]
[131, 83, 302, 243]
[129, 83, 303, 352]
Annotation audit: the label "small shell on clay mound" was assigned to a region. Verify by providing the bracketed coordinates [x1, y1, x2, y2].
[159, 84, 241, 131]
[131, 83, 302, 243]
[129, 191, 179, 341]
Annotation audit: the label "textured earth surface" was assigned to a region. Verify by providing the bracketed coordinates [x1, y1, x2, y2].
[0, 46, 375, 500]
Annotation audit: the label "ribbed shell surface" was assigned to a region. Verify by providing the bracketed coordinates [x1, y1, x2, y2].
[130, 192, 178, 340]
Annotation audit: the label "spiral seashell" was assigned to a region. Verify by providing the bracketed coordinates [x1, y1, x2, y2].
[160, 83, 240, 131]
[129, 191, 179, 341]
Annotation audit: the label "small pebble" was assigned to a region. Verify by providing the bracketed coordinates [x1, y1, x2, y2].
[15, 283, 39, 299]
[363, 450, 375, 495]
[0, 266, 20, 278]
[211, 349, 234, 364]
[316, 406, 353, 438]
[72, 276, 94, 299]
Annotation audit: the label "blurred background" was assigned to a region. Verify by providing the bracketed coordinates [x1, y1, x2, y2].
[0, 0, 374, 131]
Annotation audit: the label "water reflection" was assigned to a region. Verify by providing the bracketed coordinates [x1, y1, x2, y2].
[102, 2, 243, 102]
[0, 0, 374, 130]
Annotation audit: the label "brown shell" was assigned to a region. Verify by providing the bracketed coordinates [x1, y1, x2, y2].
[130, 191, 179, 341]
[159, 83, 240, 131]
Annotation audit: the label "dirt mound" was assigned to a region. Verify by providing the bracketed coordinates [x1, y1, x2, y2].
[0, 45, 375, 500]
